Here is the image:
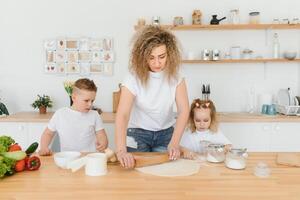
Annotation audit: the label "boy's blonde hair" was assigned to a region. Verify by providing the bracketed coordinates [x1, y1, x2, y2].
[188, 99, 218, 133]
[130, 25, 181, 85]
[73, 78, 97, 93]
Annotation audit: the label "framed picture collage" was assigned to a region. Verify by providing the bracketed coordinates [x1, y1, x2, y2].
[44, 37, 114, 76]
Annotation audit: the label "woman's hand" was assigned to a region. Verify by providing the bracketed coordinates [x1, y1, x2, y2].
[183, 150, 197, 160]
[116, 150, 135, 169]
[168, 144, 181, 160]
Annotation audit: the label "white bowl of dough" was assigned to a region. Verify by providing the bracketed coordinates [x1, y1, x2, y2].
[54, 151, 81, 169]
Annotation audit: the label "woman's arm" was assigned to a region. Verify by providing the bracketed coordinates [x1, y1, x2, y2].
[168, 79, 190, 160]
[115, 86, 135, 168]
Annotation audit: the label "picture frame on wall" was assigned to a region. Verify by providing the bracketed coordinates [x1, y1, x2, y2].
[45, 63, 57, 73]
[57, 38, 66, 50]
[91, 51, 102, 62]
[78, 51, 91, 63]
[56, 51, 66, 62]
[46, 51, 55, 63]
[103, 38, 113, 51]
[66, 39, 78, 50]
[103, 51, 114, 62]
[44, 36, 114, 76]
[67, 51, 79, 63]
[90, 39, 103, 50]
[79, 38, 89, 51]
[80, 63, 90, 76]
[56, 62, 66, 74]
[90, 63, 103, 73]
[66, 63, 80, 74]
[44, 39, 56, 50]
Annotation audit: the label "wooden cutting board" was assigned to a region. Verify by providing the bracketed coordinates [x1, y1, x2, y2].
[133, 152, 170, 168]
[112, 83, 121, 113]
[276, 153, 300, 167]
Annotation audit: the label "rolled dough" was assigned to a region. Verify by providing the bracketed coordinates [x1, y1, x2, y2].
[135, 159, 200, 177]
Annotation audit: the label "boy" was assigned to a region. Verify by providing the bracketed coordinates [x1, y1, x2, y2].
[39, 78, 108, 155]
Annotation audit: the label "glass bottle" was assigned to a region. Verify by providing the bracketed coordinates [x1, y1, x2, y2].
[273, 33, 280, 59]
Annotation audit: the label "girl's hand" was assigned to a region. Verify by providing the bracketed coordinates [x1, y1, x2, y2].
[168, 144, 181, 160]
[116, 150, 135, 169]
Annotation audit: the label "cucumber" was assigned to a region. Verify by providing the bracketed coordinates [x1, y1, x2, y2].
[25, 142, 39, 155]
[1, 151, 26, 161]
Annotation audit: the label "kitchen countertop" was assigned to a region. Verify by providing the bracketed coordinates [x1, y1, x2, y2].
[1, 153, 300, 200]
[0, 111, 300, 123]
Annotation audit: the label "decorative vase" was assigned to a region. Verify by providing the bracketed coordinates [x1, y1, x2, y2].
[39, 106, 47, 114]
[69, 96, 73, 106]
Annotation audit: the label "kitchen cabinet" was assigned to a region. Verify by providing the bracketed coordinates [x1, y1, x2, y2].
[0, 122, 28, 148]
[220, 122, 300, 152]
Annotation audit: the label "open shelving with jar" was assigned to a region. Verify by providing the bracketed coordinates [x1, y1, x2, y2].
[135, 24, 300, 64]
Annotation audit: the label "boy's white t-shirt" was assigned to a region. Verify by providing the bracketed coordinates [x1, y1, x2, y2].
[122, 71, 183, 131]
[48, 107, 104, 152]
[180, 129, 231, 152]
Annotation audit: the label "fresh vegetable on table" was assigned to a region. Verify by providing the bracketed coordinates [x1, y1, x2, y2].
[26, 156, 41, 171]
[0, 136, 41, 177]
[9, 143, 22, 152]
[25, 142, 39, 156]
[0, 136, 15, 152]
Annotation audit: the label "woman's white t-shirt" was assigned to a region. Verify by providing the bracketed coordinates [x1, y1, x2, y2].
[180, 129, 231, 152]
[122, 71, 183, 131]
[48, 107, 104, 152]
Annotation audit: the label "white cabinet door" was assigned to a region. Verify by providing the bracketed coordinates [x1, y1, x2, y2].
[27, 123, 47, 151]
[0, 122, 28, 149]
[220, 123, 271, 152]
[270, 123, 300, 152]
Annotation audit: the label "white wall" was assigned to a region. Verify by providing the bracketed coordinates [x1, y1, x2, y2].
[0, 0, 300, 114]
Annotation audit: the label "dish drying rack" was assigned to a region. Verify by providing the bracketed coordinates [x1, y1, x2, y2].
[276, 104, 300, 116]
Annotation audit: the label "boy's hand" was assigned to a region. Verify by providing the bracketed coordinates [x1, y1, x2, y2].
[96, 140, 108, 152]
[96, 130, 108, 152]
[39, 147, 52, 156]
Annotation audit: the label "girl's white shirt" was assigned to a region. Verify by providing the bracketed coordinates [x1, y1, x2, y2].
[122, 71, 183, 131]
[180, 128, 231, 152]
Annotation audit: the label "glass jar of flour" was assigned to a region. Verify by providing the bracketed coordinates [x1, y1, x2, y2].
[225, 148, 248, 170]
[206, 143, 225, 163]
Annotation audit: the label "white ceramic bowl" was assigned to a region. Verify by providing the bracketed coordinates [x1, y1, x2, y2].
[53, 151, 81, 169]
[283, 51, 297, 60]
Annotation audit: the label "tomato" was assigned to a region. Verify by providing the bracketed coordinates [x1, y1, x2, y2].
[8, 143, 22, 152]
[26, 156, 41, 171]
[15, 159, 25, 172]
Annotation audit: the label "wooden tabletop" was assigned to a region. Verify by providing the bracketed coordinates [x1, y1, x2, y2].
[1, 153, 300, 200]
[1, 112, 300, 123]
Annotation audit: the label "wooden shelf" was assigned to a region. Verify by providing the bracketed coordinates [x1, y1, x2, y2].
[182, 58, 300, 64]
[135, 24, 300, 31]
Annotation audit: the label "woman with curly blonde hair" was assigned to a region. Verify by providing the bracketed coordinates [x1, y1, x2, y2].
[115, 25, 189, 168]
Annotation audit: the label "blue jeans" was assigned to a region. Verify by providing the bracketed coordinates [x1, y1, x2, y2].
[126, 127, 174, 152]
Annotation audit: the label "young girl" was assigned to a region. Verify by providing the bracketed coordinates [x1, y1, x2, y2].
[115, 25, 189, 168]
[39, 78, 108, 155]
[180, 99, 231, 159]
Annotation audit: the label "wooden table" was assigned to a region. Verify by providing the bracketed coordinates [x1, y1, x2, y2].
[1, 153, 300, 200]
